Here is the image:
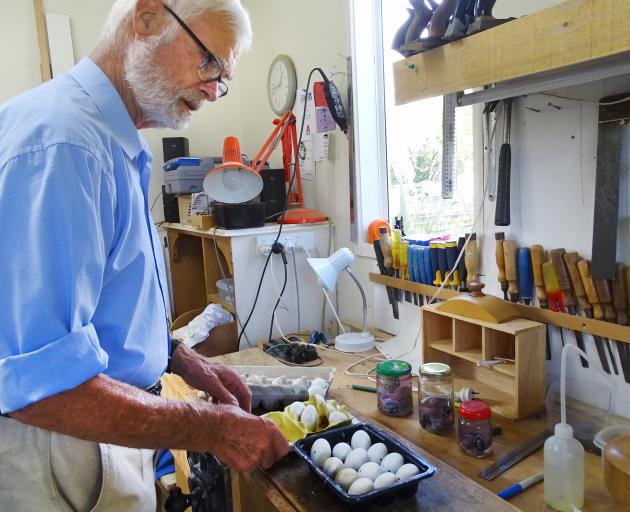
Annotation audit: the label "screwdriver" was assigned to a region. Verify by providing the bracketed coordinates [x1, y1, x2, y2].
[400, 240, 412, 303]
[593, 276, 620, 375]
[612, 264, 630, 383]
[379, 227, 399, 319]
[391, 229, 402, 301]
[503, 240, 520, 303]
[551, 249, 588, 368]
[531, 244, 551, 360]
[429, 241, 440, 286]
[518, 247, 533, 305]
[464, 233, 479, 285]
[406, 243, 417, 305]
[495, 232, 509, 300]
[457, 236, 468, 292]
[562, 252, 591, 368]
[577, 259, 611, 374]
[445, 240, 460, 290]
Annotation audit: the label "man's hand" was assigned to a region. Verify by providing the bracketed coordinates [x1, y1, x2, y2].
[169, 342, 252, 412]
[203, 404, 290, 471]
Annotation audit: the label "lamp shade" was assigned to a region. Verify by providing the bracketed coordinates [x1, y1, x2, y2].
[203, 137, 263, 204]
[307, 248, 354, 291]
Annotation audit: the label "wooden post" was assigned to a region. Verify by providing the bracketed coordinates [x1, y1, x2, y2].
[33, 0, 52, 82]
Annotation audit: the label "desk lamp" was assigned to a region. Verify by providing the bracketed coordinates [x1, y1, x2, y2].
[307, 248, 375, 353]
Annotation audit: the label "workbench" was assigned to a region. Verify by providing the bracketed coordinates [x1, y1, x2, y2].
[162, 347, 623, 511]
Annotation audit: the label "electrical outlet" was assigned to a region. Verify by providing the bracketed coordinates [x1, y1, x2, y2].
[255, 232, 315, 255]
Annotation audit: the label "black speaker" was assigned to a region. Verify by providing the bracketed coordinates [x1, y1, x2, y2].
[260, 169, 286, 221]
[162, 137, 189, 162]
[162, 185, 180, 223]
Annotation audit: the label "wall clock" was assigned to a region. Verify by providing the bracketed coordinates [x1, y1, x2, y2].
[267, 54, 297, 116]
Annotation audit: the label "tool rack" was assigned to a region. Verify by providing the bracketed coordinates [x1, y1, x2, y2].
[421, 303, 545, 420]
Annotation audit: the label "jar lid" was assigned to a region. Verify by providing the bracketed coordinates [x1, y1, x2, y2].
[376, 360, 412, 377]
[419, 362, 452, 377]
[459, 400, 491, 420]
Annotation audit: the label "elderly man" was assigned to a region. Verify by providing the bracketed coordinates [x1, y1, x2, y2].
[0, 0, 289, 510]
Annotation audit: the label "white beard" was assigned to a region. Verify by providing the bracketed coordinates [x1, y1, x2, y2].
[123, 37, 204, 130]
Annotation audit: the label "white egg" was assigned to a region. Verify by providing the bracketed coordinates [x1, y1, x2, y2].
[260, 376, 270, 385]
[326, 403, 337, 414]
[300, 405, 318, 431]
[373, 471, 397, 489]
[351, 430, 372, 450]
[367, 443, 388, 464]
[295, 376, 310, 388]
[380, 452, 404, 474]
[332, 442, 352, 461]
[310, 438, 331, 466]
[329, 411, 348, 424]
[396, 463, 420, 481]
[334, 468, 358, 491]
[288, 401, 305, 417]
[357, 461, 382, 481]
[322, 457, 344, 477]
[308, 385, 325, 397]
[344, 448, 369, 470]
[348, 477, 374, 496]
[311, 377, 328, 390]
[313, 393, 325, 405]
[247, 375, 261, 385]
[272, 375, 287, 385]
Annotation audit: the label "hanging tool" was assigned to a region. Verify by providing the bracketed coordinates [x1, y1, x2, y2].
[612, 264, 630, 383]
[378, 227, 399, 319]
[444, 0, 471, 40]
[373, 239, 398, 319]
[442, 94, 457, 199]
[457, 236, 468, 292]
[577, 259, 611, 374]
[407, 243, 418, 306]
[464, 233, 479, 285]
[467, 0, 502, 35]
[437, 242, 449, 288]
[401, 240, 412, 303]
[391, 229, 402, 302]
[591, 92, 630, 280]
[484, 101, 499, 202]
[495, 232, 509, 300]
[593, 277, 620, 375]
[429, 241, 440, 286]
[503, 240, 520, 303]
[550, 249, 589, 368]
[445, 240, 460, 289]
[562, 252, 592, 368]
[427, 0, 457, 38]
[495, 98, 513, 226]
[394, 216, 406, 237]
[531, 244, 551, 360]
[518, 247, 533, 306]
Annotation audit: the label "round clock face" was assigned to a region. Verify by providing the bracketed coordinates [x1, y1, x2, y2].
[267, 55, 297, 116]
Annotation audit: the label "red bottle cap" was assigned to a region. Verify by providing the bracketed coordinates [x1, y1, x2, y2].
[459, 400, 491, 420]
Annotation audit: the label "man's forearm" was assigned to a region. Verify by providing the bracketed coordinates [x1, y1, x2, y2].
[10, 374, 217, 452]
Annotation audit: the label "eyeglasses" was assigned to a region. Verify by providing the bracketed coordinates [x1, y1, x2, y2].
[163, 4, 228, 98]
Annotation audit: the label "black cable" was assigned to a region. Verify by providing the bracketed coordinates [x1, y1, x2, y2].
[237, 67, 326, 345]
[292, 250, 300, 332]
[150, 191, 163, 213]
[268, 247, 288, 342]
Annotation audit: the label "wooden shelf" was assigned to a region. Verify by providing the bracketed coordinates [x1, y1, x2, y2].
[393, 0, 630, 105]
[207, 293, 235, 314]
[490, 364, 516, 378]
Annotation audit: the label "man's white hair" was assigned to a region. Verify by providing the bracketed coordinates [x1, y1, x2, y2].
[100, 0, 252, 53]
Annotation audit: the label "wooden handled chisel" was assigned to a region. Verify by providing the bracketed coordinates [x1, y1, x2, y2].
[503, 240, 520, 303]
[378, 228, 399, 319]
[612, 264, 630, 383]
[543, 262, 567, 350]
[563, 252, 591, 367]
[593, 276, 620, 375]
[495, 232, 509, 300]
[457, 236, 468, 292]
[464, 233, 479, 285]
[518, 247, 533, 306]
[531, 244, 551, 360]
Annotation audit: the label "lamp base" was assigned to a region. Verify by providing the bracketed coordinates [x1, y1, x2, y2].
[334, 332, 375, 353]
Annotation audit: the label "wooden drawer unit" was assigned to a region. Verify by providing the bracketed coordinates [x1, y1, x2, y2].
[422, 303, 545, 420]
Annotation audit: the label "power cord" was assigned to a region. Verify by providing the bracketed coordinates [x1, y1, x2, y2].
[268, 243, 289, 343]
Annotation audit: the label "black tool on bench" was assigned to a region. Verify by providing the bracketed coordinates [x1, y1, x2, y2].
[495, 98, 513, 226]
[591, 92, 630, 280]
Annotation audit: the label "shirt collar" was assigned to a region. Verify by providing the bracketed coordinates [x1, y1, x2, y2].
[69, 58, 148, 162]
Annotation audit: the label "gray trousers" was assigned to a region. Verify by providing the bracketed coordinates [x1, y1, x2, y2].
[0, 416, 156, 511]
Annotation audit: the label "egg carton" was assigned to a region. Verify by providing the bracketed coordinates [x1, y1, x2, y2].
[230, 365, 335, 410]
[293, 423, 435, 509]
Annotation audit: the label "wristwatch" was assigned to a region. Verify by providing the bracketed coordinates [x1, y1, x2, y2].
[167, 338, 182, 373]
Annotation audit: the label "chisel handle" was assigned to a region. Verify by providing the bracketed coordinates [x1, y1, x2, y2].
[543, 262, 564, 312]
[437, 242, 448, 285]
[391, 229, 401, 270]
[594, 278, 616, 323]
[531, 245, 548, 308]
[563, 252, 590, 313]
[578, 259, 604, 320]
[457, 236, 468, 290]
[429, 242, 440, 285]
[519, 247, 533, 304]
[503, 240, 520, 302]
[446, 241, 459, 287]
[495, 232, 508, 298]
[612, 264, 628, 325]
[379, 228, 393, 270]
[494, 143, 511, 226]
[464, 233, 479, 284]
[550, 249, 577, 312]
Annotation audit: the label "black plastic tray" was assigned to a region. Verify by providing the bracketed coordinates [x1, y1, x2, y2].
[293, 422, 436, 508]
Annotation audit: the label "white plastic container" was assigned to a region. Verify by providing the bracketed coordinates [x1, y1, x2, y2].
[544, 422, 584, 511]
[216, 278, 235, 305]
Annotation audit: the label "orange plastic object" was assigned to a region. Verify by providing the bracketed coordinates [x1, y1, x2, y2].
[368, 219, 391, 244]
[278, 208, 328, 224]
[222, 136, 241, 163]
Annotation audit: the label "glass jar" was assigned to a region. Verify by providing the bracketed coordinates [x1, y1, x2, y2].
[458, 400, 492, 458]
[376, 360, 413, 417]
[418, 362, 454, 434]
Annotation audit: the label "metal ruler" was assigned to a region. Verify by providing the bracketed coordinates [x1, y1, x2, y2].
[442, 93, 457, 199]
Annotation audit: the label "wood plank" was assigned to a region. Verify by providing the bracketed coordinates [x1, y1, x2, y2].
[168, 231, 207, 318]
[371, 272, 630, 342]
[32, 0, 52, 82]
[393, 0, 630, 104]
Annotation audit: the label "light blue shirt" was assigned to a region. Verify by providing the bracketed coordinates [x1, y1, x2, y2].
[0, 58, 170, 414]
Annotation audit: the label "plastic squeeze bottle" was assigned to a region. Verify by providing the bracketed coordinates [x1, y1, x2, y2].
[543, 422, 584, 511]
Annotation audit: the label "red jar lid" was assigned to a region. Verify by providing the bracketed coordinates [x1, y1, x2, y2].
[459, 400, 491, 420]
